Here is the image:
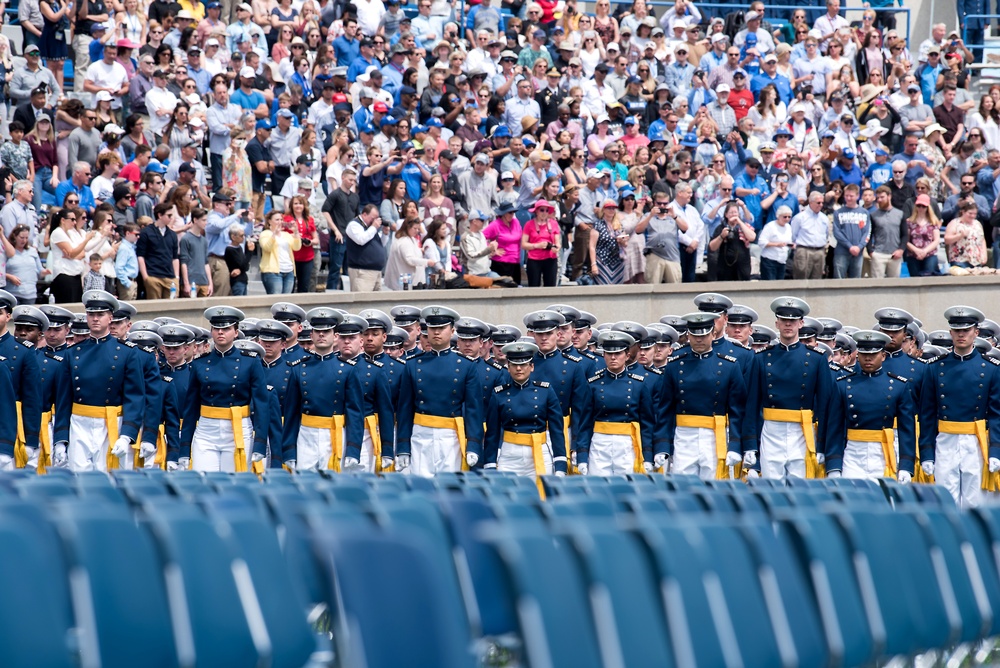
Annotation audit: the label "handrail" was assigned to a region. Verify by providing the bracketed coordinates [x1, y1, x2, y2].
[962, 14, 1000, 54]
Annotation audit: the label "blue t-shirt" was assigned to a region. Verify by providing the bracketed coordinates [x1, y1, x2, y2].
[231, 88, 266, 114]
[866, 161, 892, 188]
[333, 35, 360, 67]
[398, 162, 424, 201]
[830, 162, 864, 187]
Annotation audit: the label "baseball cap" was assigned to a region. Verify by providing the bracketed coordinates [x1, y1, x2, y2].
[624, 117, 637, 126]
[841, 147, 855, 159]
[373, 101, 389, 114]
[907, 84, 921, 93]
[112, 184, 132, 202]
[875, 148, 889, 157]
[501, 170, 515, 180]
[255, 118, 272, 130]
[276, 108, 295, 119]
[359, 123, 375, 134]
[533, 29, 546, 39]
[240, 66, 256, 78]
[178, 162, 197, 174]
[717, 83, 731, 93]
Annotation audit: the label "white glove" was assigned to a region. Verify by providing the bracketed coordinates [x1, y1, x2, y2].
[177, 457, 190, 469]
[654, 453, 668, 469]
[745, 468, 760, 479]
[342, 456, 362, 471]
[140, 442, 157, 459]
[571, 451, 577, 467]
[285, 460, 296, 471]
[725, 451, 741, 468]
[466, 452, 479, 468]
[921, 460, 935, 477]
[381, 456, 394, 470]
[554, 470, 566, 477]
[643, 461, 653, 473]
[990, 458, 1000, 474]
[743, 450, 757, 467]
[897, 470, 912, 484]
[24, 447, 37, 469]
[0, 454, 11, 470]
[53, 443, 67, 467]
[396, 454, 410, 470]
[578, 462, 589, 475]
[827, 470, 841, 478]
[251, 452, 265, 463]
[815, 453, 826, 465]
[167, 461, 179, 471]
[110, 436, 130, 458]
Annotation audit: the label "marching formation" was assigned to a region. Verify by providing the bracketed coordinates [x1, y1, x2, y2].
[0, 288, 997, 508]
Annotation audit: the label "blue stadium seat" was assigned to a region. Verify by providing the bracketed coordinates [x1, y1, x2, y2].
[543, 498, 616, 520]
[663, 474, 704, 491]
[957, 511, 1000, 637]
[261, 491, 330, 606]
[316, 526, 478, 668]
[561, 522, 676, 668]
[53, 503, 179, 668]
[14, 478, 77, 500]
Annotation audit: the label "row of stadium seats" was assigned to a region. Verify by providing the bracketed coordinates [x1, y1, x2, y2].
[0, 471, 993, 668]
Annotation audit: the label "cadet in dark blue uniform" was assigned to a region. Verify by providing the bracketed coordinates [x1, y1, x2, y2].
[645, 323, 678, 370]
[10, 306, 50, 471]
[157, 325, 195, 469]
[390, 305, 424, 360]
[750, 325, 778, 351]
[52, 291, 145, 472]
[127, 330, 180, 471]
[455, 316, 508, 410]
[659, 315, 689, 348]
[360, 309, 407, 409]
[336, 314, 396, 473]
[298, 322, 314, 353]
[576, 330, 655, 476]
[282, 308, 365, 472]
[752, 297, 836, 480]
[0, 335, 18, 469]
[35, 306, 72, 472]
[396, 306, 485, 476]
[0, 290, 41, 470]
[257, 319, 296, 468]
[182, 306, 271, 473]
[662, 312, 747, 480]
[489, 325, 522, 365]
[271, 302, 310, 364]
[615, 321, 670, 460]
[384, 326, 409, 360]
[825, 330, 916, 482]
[919, 306, 1000, 508]
[571, 311, 599, 360]
[548, 304, 598, 376]
[485, 342, 567, 493]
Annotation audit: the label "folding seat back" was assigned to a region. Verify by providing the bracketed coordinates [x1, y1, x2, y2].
[261, 491, 329, 606]
[543, 498, 616, 520]
[663, 474, 704, 491]
[772, 510, 878, 666]
[323, 484, 375, 507]
[15, 478, 77, 501]
[658, 490, 707, 514]
[317, 527, 477, 668]
[957, 512, 1000, 636]
[54, 503, 179, 668]
[622, 496, 672, 520]
[78, 484, 128, 504]
[562, 522, 675, 668]
[912, 483, 958, 509]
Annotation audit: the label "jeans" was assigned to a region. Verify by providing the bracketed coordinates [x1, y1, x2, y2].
[261, 271, 294, 294]
[832, 248, 864, 278]
[905, 254, 939, 277]
[230, 280, 248, 296]
[295, 260, 315, 293]
[34, 166, 53, 211]
[326, 239, 346, 289]
[759, 256, 786, 280]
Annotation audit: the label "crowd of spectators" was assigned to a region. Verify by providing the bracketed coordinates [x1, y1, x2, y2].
[0, 0, 995, 301]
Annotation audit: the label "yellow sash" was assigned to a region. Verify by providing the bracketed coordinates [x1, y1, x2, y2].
[365, 414, 390, 472]
[503, 430, 548, 498]
[414, 413, 469, 471]
[563, 414, 574, 475]
[677, 414, 738, 479]
[763, 407, 823, 478]
[594, 420, 644, 473]
[301, 413, 346, 472]
[72, 403, 122, 470]
[939, 420, 998, 491]
[846, 428, 897, 477]
[13, 401, 27, 469]
[200, 405, 250, 473]
[37, 409, 52, 475]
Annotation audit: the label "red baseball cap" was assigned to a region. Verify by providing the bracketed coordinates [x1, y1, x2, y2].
[373, 101, 389, 113]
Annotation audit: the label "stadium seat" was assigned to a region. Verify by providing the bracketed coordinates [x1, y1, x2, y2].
[956, 511, 1000, 637]
[543, 498, 616, 520]
[261, 491, 331, 606]
[315, 526, 478, 668]
[14, 478, 77, 500]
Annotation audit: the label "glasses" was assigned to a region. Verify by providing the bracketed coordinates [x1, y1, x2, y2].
[638, 68, 649, 73]
[713, 159, 725, 164]
[373, 39, 383, 44]
[670, 169, 680, 174]
[152, 180, 163, 185]
[733, 74, 745, 79]
[292, 44, 304, 49]
[721, 187, 732, 192]
[85, 115, 97, 120]
[64, 215, 77, 221]
[970, 133, 982, 138]
[893, 169, 906, 174]
[66, 198, 79, 204]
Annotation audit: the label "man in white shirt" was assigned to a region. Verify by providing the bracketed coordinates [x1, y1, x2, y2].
[145, 69, 179, 138]
[84, 42, 129, 112]
[813, 0, 850, 51]
[789, 192, 829, 279]
[355, 0, 386, 37]
[734, 11, 775, 55]
[757, 205, 794, 280]
[671, 182, 704, 282]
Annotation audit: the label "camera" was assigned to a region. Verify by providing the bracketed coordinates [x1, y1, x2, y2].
[545, 242, 553, 250]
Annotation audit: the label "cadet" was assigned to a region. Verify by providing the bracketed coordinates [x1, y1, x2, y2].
[384, 327, 408, 359]
[751, 297, 835, 479]
[68, 314, 90, 345]
[282, 308, 365, 472]
[484, 342, 567, 492]
[660, 312, 748, 480]
[109, 302, 163, 470]
[549, 304, 599, 375]
[158, 325, 196, 469]
[396, 306, 485, 476]
[52, 291, 145, 471]
[750, 325, 777, 351]
[257, 319, 296, 468]
[0, 290, 41, 469]
[660, 315, 689, 348]
[571, 311, 598, 360]
[825, 330, 916, 483]
[182, 307, 270, 472]
[490, 325, 522, 364]
[298, 322, 314, 353]
[0, 342, 17, 470]
[832, 333, 858, 371]
[645, 324, 677, 370]
[270, 302, 310, 363]
[798, 317, 822, 348]
[919, 306, 1000, 508]
[875, 308, 925, 384]
[725, 305, 758, 347]
[37, 306, 72, 471]
[455, 316, 508, 410]
[576, 330, 655, 475]
[816, 318, 843, 349]
[128, 330, 180, 470]
[634, 324, 658, 368]
[524, 309, 591, 470]
[239, 318, 261, 341]
[10, 306, 49, 470]
[390, 305, 424, 359]
[616, 321, 669, 453]
[336, 314, 395, 473]
[361, 309, 407, 438]
[39, 306, 72, 353]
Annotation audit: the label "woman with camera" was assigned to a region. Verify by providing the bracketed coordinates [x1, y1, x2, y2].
[708, 201, 757, 281]
[259, 210, 301, 294]
[521, 200, 561, 287]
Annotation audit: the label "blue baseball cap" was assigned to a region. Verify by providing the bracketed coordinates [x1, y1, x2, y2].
[875, 147, 889, 157]
[680, 132, 699, 147]
[146, 162, 167, 174]
[359, 122, 376, 134]
[380, 116, 398, 126]
[255, 118, 272, 130]
[493, 126, 511, 138]
[412, 124, 428, 134]
[400, 140, 414, 151]
[523, 136, 536, 147]
[649, 125, 665, 142]
[426, 117, 443, 128]
[821, 129, 836, 139]
[841, 147, 855, 159]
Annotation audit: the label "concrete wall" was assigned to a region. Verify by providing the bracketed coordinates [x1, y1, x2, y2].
[105, 276, 1000, 332]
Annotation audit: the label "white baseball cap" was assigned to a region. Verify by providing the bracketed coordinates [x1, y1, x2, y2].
[240, 66, 256, 78]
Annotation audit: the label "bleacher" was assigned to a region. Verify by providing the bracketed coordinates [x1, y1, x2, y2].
[2, 469, 998, 668]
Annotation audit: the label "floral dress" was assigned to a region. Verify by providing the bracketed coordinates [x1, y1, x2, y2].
[223, 136, 252, 203]
[946, 220, 987, 267]
[917, 139, 947, 202]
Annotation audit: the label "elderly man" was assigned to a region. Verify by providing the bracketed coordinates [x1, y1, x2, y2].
[0, 181, 37, 243]
[790, 192, 829, 279]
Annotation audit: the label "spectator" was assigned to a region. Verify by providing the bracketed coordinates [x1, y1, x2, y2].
[67, 107, 102, 169]
[84, 212, 120, 291]
[284, 194, 319, 293]
[385, 217, 432, 290]
[868, 185, 907, 278]
[903, 194, 940, 276]
[945, 199, 988, 269]
[245, 119, 275, 220]
[48, 208, 94, 303]
[38, 0, 70, 92]
[483, 202, 523, 283]
[345, 203, 387, 292]
[82, 253, 107, 292]
[708, 201, 756, 281]
[13, 86, 51, 136]
[522, 200, 561, 287]
[223, 223, 254, 296]
[83, 42, 129, 117]
[831, 183, 871, 278]
[4, 225, 49, 304]
[758, 205, 794, 280]
[588, 199, 625, 284]
[258, 210, 300, 294]
[115, 222, 140, 299]
[0, 181, 38, 243]
[320, 166, 358, 291]
[136, 201, 181, 299]
[180, 207, 213, 298]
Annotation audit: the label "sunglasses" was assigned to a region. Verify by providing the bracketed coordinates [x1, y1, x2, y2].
[66, 198, 79, 204]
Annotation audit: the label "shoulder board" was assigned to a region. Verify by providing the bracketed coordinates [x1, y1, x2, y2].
[836, 373, 855, 382]
[563, 352, 582, 362]
[629, 373, 645, 381]
[122, 340, 137, 348]
[266, 384, 275, 391]
[395, 357, 406, 365]
[343, 357, 357, 365]
[887, 372, 909, 382]
[829, 362, 844, 371]
[44, 352, 64, 362]
[0, 355, 6, 362]
[717, 353, 738, 363]
[533, 380, 551, 388]
[162, 376, 173, 383]
[923, 354, 944, 364]
[288, 357, 305, 366]
[667, 353, 685, 363]
[645, 366, 663, 375]
[987, 357, 1000, 367]
[20, 340, 34, 349]
[240, 350, 258, 357]
[493, 384, 509, 393]
[368, 358, 384, 368]
[588, 371, 605, 383]
[726, 337, 750, 350]
[488, 360, 504, 371]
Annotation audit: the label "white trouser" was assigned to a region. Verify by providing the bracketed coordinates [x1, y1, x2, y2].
[68, 414, 121, 472]
[842, 439, 886, 479]
[357, 423, 376, 472]
[587, 432, 635, 476]
[497, 439, 553, 477]
[936, 432, 987, 508]
[296, 424, 341, 471]
[670, 426, 718, 480]
[191, 416, 252, 472]
[27, 420, 54, 469]
[760, 419, 807, 479]
[407, 424, 461, 477]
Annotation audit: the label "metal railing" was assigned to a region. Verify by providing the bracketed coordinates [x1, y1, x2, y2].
[963, 14, 1000, 55]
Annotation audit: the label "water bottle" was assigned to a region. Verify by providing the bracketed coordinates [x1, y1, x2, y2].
[169, 283, 177, 300]
[190, 286, 198, 299]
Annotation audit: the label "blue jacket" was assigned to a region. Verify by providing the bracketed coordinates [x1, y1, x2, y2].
[484, 379, 567, 472]
[918, 351, 1000, 462]
[531, 348, 592, 450]
[0, 355, 18, 456]
[0, 332, 40, 450]
[344, 354, 396, 461]
[576, 368, 655, 464]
